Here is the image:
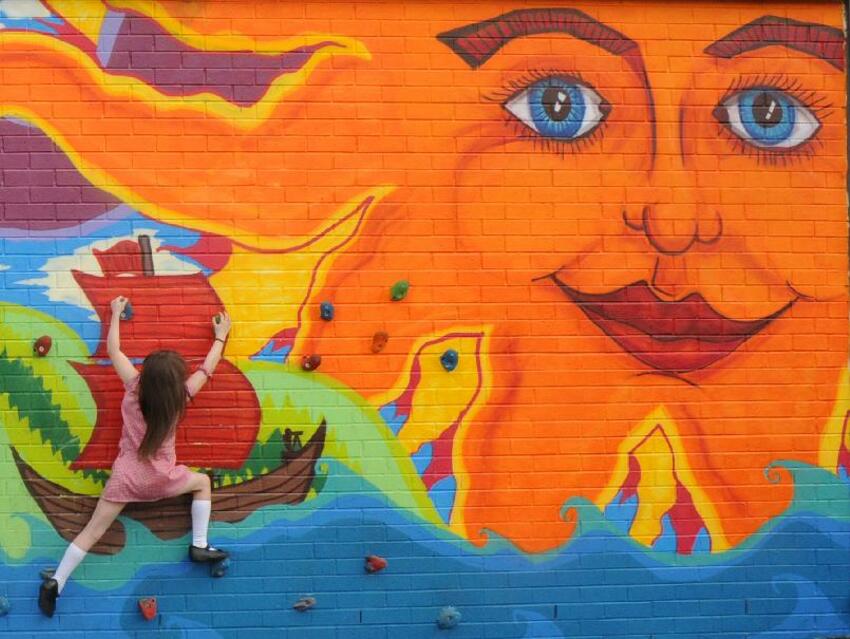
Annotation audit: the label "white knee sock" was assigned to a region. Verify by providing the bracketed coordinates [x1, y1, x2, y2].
[191, 500, 211, 548]
[53, 543, 86, 594]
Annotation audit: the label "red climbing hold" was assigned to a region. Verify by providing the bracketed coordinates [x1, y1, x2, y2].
[33, 335, 52, 357]
[365, 555, 388, 573]
[371, 331, 389, 354]
[138, 597, 157, 621]
[301, 354, 321, 371]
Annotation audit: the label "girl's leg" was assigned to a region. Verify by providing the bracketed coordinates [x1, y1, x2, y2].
[40, 498, 125, 616]
[71, 497, 127, 554]
[178, 471, 227, 561]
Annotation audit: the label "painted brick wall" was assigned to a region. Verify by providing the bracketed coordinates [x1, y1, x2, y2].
[0, 1, 849, 637]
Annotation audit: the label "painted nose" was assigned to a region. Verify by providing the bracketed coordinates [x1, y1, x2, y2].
[624, 186, 722, 256]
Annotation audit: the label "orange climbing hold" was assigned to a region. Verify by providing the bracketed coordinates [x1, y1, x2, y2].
[371, 331, 389, 353]
[138, 597, 157, 621]
[365, 554, 388, 573]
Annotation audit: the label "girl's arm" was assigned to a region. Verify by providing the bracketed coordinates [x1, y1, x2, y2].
[107, 296, 139, 384]
[186, 311, 231, 398]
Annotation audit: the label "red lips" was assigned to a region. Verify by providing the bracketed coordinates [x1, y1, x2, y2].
[551, 278, 792, 374]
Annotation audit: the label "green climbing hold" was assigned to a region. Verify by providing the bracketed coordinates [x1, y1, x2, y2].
[390, 280, 409, 301]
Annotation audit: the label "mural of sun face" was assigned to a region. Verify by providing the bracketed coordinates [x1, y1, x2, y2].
[0, 1, 845, 555]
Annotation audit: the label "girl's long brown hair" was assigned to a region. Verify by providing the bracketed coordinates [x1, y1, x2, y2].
[137, 350, 187, 458]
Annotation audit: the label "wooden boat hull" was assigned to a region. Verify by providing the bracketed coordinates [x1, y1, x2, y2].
[13, 422, 326, 555]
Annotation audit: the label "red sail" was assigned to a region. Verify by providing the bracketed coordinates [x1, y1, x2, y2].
[72, 270, 225, 359]
[71, 238, 260, 469]
[70, 362, 260, 469]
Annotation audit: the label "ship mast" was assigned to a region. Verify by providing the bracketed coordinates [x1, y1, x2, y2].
[139, 234, 154, 276]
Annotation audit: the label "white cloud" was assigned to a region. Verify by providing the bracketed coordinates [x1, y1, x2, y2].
[0, 0, 51, 19]
[20, 230, 201, 316]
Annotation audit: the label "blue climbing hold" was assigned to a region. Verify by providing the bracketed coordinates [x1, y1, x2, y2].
[120, 301, 134, 321]
[440, 349, 459, 372]
[437, 606, 461, 629]
[210, 557, 230, 578]
[0, 595, 9, 616]
[320, 301, 334, 321]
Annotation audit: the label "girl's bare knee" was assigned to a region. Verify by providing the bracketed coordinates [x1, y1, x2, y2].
[192, 472, 211, 499]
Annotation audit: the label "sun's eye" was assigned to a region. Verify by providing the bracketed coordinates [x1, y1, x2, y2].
[713, 88, 821, 150]
[504, 76, 610, 141]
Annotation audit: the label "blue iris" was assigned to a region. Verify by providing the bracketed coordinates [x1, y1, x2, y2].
[738, 90, 796, 146]
[528, 79, 587, 140]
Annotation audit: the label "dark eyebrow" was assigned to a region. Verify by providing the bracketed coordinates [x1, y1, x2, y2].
[436, 8, 640, 70]
[705, 16, 844, 70]
[436, 8, 658, 157]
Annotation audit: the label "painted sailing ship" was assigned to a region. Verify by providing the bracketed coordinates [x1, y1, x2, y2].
[14, 235, 325, 554]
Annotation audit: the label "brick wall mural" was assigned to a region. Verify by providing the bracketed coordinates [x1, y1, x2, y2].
[0, 1, 848, 636]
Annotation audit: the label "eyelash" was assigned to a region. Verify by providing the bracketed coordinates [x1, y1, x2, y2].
[484, 68, 607, 155]
[716, 73, 832, 166]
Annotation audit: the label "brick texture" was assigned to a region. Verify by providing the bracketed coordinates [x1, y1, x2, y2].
[0, 1, 848, 637]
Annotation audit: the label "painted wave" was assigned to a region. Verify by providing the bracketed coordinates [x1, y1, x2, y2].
[0, 461, 848, 638]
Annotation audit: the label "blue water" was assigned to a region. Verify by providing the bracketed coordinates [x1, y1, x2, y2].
[1, 462, 848, 639]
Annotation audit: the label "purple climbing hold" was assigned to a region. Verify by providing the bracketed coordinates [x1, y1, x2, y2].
[437, 606, 461, 629]
[120, 301, 134, 321]
[293, 596, 316, 612]
[320, 301, 334, 321]
[301, 354, 322, 372]
[0, 595, 9, 617]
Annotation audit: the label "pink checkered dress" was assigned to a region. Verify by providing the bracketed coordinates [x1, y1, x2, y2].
[101, 374, 192, 502]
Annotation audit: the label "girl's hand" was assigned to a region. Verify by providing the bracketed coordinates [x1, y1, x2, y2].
[110, 296, 128, 316]
[213, 311, 231, 340]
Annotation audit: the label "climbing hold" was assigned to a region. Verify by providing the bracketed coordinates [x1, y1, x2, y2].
[214, 313, 222, 324]
[390, 280, 409, 301]
[371, 331, 389, 354]
[210, 557, 230, 578]
[440, 349, 459, 372]
[437, 606, 461, 630]
[292, 596, 316, 612]
[39, 568, 56, 581]
[138, 597, 157, 621]
[364, 555, 388, 573]
[33, 335, 52, 357]
[0, 595, 10, 617]
[301, 354, 322, 372]
[320, 301, 335, 321]
[120, 301, 134, 321]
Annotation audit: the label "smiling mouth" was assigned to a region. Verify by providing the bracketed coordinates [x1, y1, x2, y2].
[548, 276, 794, 374]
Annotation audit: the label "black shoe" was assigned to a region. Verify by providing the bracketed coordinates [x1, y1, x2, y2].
[38, 578, 58, 617]
[189, 545, 229, 563]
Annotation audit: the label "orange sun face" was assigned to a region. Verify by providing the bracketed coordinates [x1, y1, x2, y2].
[8, 1, 847, 553]
[291, 3, 849, 551]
